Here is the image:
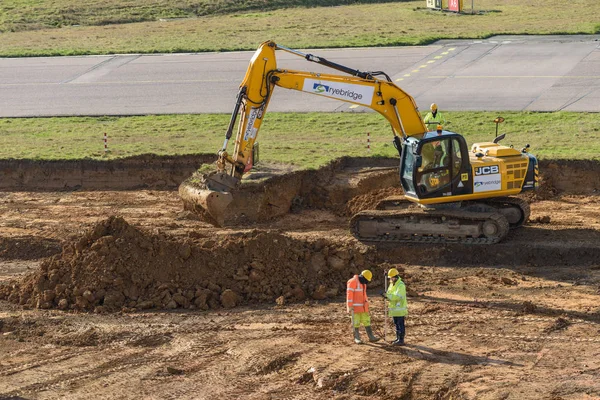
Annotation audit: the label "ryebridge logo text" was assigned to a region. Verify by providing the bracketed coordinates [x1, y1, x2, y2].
[303, 79, 374, 106]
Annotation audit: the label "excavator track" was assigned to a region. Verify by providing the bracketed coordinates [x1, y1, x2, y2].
[350, 208, 510, 245]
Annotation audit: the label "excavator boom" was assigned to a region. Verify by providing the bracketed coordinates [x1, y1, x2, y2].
[191, 40, 427, 224]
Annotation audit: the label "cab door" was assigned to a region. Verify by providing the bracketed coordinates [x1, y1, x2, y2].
[412, 134, 471, 200]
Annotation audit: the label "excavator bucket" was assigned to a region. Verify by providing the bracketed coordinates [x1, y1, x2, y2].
[178, 171, 239, 226]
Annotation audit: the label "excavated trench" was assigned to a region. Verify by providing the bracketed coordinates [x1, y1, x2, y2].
[0, 156, 599, 312]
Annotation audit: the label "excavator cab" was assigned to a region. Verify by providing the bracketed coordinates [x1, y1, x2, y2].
[399, 130, 471, 201]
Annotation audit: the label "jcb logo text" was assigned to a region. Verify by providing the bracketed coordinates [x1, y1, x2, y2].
[475, 165, 499, 176]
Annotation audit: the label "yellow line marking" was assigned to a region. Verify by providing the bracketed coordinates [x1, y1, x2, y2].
[419, 65, 428, 68]
[395, 78, 404, 81]
[427, 60, 436, 64]
[412, 69, 419, 72]
[448, 48, 456, 51]
[404, 74, 411, 77]
[349, 104, 359, 109]
[441, 51, 449, 55]
[434, 56, 443, 59]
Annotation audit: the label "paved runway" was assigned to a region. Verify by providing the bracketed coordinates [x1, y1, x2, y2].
[0, 35, 598, 117]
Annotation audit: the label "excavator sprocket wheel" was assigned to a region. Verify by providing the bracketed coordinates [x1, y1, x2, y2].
[484, 197, 530, 228]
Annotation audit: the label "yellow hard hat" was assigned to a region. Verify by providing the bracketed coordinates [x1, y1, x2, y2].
[387, 268, 399, 278]
[360, 270, 373, 282]
[436, 124, 443, 132]
[430, 103, 438, 111]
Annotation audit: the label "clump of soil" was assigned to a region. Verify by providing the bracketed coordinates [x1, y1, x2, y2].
[0, 216, 378, 312]
[543, 317, 571, 334]
[344, 187, 403, 216]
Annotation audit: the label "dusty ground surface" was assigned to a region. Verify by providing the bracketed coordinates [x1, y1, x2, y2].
[1, 158, 600, 400]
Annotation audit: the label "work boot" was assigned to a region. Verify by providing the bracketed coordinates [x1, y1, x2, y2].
[365, 326, 381, 343]
[353, 328, 362, 344]
[393, 334, 405, 346]
[392, 333, 404, 346]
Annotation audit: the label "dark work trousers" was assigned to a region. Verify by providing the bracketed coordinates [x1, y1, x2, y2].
[393, 316, 406, 338]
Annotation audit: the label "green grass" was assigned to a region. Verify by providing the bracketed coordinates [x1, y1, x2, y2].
[1, 112, 597, 167]
[0, 0, 402, 31]
[0, 0, 599, 56]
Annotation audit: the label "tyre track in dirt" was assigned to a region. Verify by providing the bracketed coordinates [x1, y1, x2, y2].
[0, 313, 237, 397]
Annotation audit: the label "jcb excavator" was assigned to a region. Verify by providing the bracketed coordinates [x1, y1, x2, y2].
[189, 40, 538, 244]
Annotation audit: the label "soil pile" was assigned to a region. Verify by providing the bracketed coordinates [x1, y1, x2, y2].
[344, 187, 403, 216]
[0, 216, 378, 312]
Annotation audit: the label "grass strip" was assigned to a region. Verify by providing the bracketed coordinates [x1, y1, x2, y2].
[2, 112, 598, 165]
[1, 1, 402, 31]
[0, 0, 599, 56]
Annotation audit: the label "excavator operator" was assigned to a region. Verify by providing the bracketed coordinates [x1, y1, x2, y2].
[418, 125, 450, 192]
[433, 124, 445, 166]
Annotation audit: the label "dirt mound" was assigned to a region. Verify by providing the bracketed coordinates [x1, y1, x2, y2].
[179, 157, 400, 226]
[344, 187, 403, 216]
[0, 154, 213, 191]
[0, 216, 379, 312]
[540, 159, 600, 195]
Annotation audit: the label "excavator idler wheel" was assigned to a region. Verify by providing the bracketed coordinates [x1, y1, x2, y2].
[481, 213, 510, 240]
[482, 219, 500, 237]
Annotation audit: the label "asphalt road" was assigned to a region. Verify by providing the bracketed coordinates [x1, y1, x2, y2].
[0, 35, 598, 117]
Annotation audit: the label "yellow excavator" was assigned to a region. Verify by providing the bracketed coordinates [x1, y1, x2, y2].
[188, 40, 538, 244]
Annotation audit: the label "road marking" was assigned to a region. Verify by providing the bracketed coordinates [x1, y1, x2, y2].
[419, 65, 428, 68]
[349, 104, 359, 109]
[0, 79, 233, 87]
[404, 74, 411, 77]
[427, 60, 436, 64]
[434, 56, 443, 59]
[412, 69, 419, 72]
[441, 51, 449, 55]
[448, 48, 456, 51]
[425, 75, 600, 79]
[395, 78, 404, 81]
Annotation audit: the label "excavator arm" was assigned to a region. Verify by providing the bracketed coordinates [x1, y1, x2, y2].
[193, 40, 427, 224]
[216, 40, 426, 183]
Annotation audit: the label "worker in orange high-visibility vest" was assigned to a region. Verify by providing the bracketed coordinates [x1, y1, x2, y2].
[347, 270, 380, 344]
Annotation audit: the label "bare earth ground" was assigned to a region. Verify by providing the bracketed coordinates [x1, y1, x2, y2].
[1, 173, 600, 399]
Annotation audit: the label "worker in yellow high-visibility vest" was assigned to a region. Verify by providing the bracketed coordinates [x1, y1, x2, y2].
[423, 103, 447, 131]
[383, 268, 408, 345]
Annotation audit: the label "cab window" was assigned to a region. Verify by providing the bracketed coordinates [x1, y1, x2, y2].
[416, 137, 460, 195]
